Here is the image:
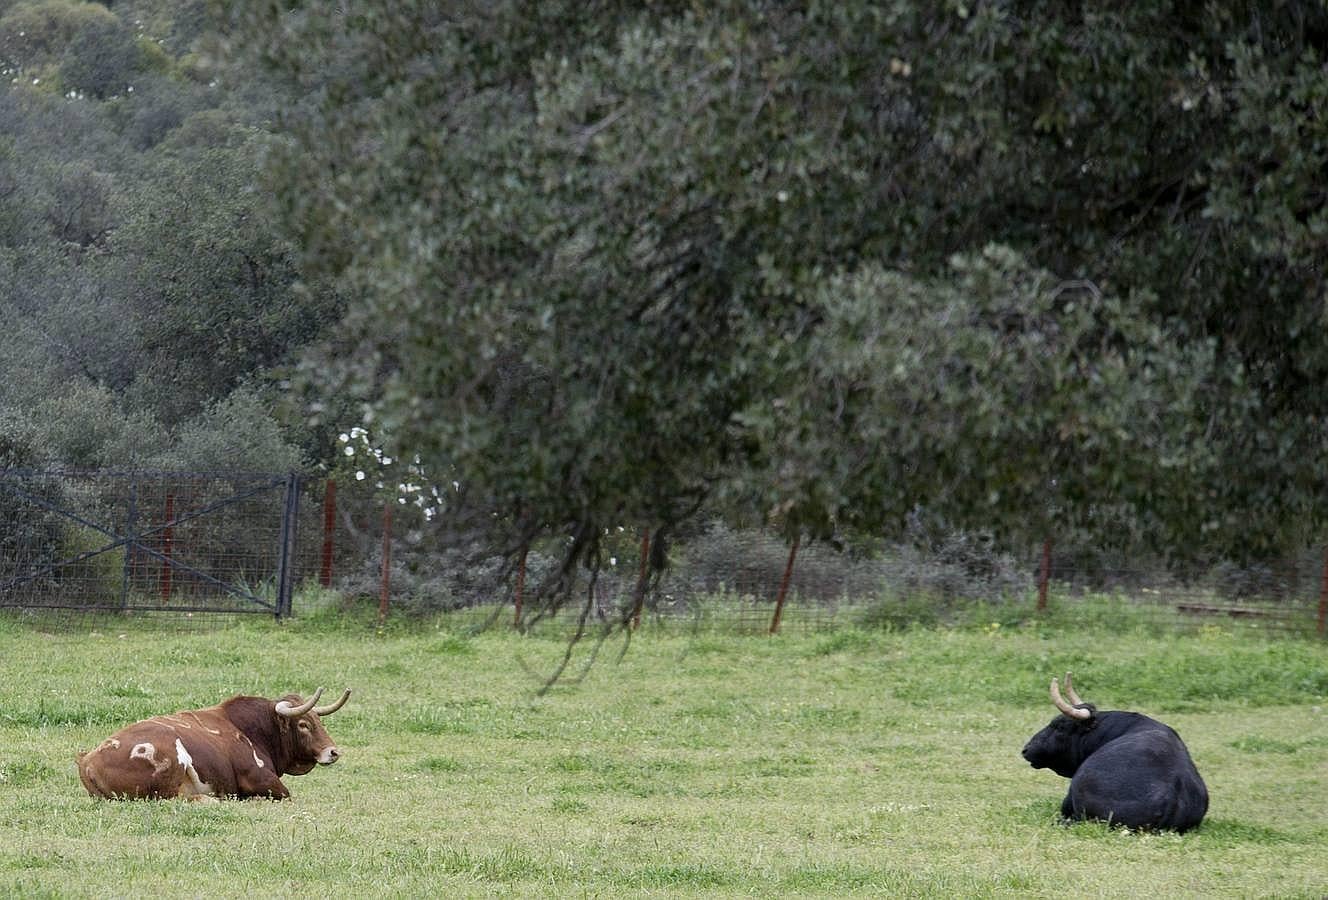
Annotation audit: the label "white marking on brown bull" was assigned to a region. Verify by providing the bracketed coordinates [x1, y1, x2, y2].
[238, 733, 266, 768]
[130, 741, 171, 775]
[185, 711, 221, 734]
[174, 739, 213, 798]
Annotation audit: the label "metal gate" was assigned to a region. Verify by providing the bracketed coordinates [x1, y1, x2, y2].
[0, 470, 301, 618]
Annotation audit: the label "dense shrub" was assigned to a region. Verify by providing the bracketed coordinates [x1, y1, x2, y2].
[25, 381, 164, 469]
[0, 411, 63, 590]
[58, 13, 142, 98]
[151, 387, 305, 474]
[673, 521, 887, 602]
[892, 529, 1031, 603]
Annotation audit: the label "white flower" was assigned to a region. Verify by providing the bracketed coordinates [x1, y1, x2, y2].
[355, 471, 366, 481]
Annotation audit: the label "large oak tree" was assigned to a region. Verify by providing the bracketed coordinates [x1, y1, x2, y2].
[224, 1, 1328, 623]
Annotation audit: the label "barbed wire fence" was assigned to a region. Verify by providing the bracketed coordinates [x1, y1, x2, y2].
[2, 470, 1325, 637]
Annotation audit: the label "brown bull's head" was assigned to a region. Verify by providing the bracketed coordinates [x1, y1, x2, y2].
[274, 687, 351, 775]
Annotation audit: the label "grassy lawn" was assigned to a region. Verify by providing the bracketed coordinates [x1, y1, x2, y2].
[0, 611, 1325, 898]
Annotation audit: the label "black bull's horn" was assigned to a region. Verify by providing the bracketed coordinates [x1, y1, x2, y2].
[1050, 673, 1092, 720]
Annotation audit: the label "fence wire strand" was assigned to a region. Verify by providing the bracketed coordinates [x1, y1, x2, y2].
[2, 471, 1324, 637]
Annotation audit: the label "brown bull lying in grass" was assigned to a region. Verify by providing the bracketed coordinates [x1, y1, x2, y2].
[77, 687, 351, 801]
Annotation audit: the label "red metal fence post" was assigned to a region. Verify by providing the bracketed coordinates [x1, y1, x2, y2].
[1037, 538, 1052, 612]
[160, 492, 174, 604]
[631, 528, 651, 630]
[1318, 544, 1327, 636]
[769, 534, 800, 635]
[379, 503, 392, 624]
[513, 544, 528, 629]
[320, 479, 337, 588]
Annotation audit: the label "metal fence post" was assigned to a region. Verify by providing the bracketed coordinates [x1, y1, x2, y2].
[320, 479, 337, 587]
[1037, 539, 1052, 612]
[120, 479, 137, 611]
[160, 492, 174, 604]
[275, 473, 301, 619]
[513, 543, 527, 629]
[379, 503, 393, 624]
[631, 528, 650, 630]
[1318, 544, 1327, 637]
[769, 534, 800, 635]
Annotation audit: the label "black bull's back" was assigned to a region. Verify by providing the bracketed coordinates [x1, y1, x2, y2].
[1061, 720, 1209, 832]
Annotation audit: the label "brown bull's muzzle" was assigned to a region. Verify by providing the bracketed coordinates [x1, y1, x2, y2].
[317, 745, 341, 765]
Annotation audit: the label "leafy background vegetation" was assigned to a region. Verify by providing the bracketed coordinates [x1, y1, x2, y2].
[0, 617, 1324, 897]
[3, 1, 1328, 619]
[0, 0, 334, 474]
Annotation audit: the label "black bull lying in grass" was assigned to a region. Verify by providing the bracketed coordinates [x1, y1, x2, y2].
[1022, 673, 1208, 832]
[77, 687, 351, 801]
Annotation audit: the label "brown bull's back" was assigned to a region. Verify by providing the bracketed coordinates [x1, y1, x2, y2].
[77, 716, 223, 800]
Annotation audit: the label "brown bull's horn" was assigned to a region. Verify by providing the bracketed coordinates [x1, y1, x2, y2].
[1063, 671, 1085, 707]
[313, 688, 352, 716]
[275, 687, 324, 718]
[1050, 676, 1091, 720]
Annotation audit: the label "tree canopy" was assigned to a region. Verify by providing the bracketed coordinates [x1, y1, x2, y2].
[0, 0, 335, 471]
[3, 1, 1325, 627]
[215, 1, 1328, 622]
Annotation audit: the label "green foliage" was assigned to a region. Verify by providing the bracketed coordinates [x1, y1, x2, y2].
[0, 0, 117, 67]
[150, 386, 306, 473]
[58, 12, 144, 98]
[221, 1, 1328, 637]
[0, 0, 333, 475]
[58, 521, 125, 601]
[22, 381, 165, 468]
[0, 411, 63, 586]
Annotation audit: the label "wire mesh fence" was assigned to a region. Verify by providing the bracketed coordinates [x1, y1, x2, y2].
[2, 469, 1325, 638]
[306, 482, 1328, 639]
[0, 469, 298, 619]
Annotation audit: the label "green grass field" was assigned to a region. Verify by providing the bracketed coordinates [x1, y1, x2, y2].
[0, 611, 1325, 898]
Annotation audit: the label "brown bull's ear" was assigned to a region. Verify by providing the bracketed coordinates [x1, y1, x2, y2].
[275, 688, 323, 718]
